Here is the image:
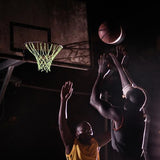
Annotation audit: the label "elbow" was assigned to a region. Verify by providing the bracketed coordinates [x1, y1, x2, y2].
[90, 96, 94, 106]
[58, 122, 62, 133]
[90, 93, 100, 106]
[90, 96, 99, 109]
[90, 100, 106, 116]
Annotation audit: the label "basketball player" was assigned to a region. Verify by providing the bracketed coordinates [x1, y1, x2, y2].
[58, 81, 111, 160]
[90, 46, 148, 160]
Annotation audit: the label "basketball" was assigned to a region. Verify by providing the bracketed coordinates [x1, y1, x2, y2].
[98, 21, 124, 44]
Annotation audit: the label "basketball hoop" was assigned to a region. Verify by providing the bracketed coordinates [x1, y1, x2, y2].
[24, 41, 63, 73]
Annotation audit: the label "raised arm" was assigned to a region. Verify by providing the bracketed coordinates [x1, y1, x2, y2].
[90, 54, 122, 123]
[109, 46, 146, 108]
[90, 54, 112, 115]
[58, 81, 74, 154]
[90, 54, 121, 147]
[111, 46, 150, 160]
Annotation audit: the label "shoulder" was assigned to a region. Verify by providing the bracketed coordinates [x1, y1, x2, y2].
[92, 136, 101, 146]
[91, 137, 99, 144]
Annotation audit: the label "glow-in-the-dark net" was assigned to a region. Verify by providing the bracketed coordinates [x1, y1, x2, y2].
[25, 42, 63, 73]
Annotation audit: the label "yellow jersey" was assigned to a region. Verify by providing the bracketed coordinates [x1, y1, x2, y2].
[66, 138, 100, 160]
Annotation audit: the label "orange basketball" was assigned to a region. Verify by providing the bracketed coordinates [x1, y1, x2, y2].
[98, 21, 124, 44]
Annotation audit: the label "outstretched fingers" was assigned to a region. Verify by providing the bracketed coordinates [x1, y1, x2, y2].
[61, 81, 73, 100]
[98, 53, 110, 74]
[115, 45, 128, 65]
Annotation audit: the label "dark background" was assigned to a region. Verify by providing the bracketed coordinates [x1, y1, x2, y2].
[0, 0, 160, 160]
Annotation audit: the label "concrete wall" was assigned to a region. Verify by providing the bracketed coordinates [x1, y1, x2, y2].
[0, 0, 91, 69]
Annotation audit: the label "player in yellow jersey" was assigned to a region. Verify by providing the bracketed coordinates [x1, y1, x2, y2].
[58, 81, 111, 160]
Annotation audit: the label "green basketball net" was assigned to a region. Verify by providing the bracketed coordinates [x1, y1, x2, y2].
[24, 41, 63, 73]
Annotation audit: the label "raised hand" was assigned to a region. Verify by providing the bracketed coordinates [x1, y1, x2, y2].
[98, 53, 109, 74]
[115, 45, 128, 66]
[60, 81, 73, 101]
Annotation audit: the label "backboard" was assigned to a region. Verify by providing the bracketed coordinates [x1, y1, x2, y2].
[0, 0, 92, 71]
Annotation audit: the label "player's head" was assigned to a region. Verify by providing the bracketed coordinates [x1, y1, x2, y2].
[126, 87, 145, 108]
[75, 121, 93, 144]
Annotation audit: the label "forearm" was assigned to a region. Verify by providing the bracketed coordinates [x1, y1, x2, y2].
[90, 73, 103, 106]
[58, 100, 68, 130]
[109, 53, 134, 98]
[113, 58, 131, 88]
[58, 99, 74, 147]
[90, 73, 114, 119]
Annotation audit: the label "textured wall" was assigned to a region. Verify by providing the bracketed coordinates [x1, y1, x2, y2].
[0, 0, 91, 69]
